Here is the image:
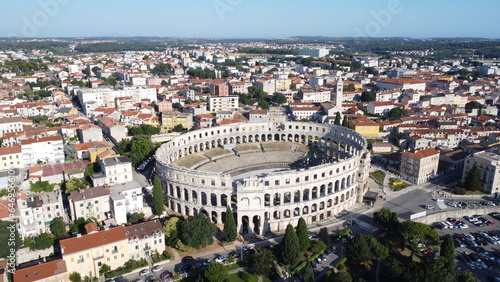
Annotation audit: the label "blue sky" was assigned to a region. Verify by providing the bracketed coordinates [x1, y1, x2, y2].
[2, 0, 500, 38]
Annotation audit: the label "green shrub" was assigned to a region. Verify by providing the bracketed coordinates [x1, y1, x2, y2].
[239, 271, 251, 281]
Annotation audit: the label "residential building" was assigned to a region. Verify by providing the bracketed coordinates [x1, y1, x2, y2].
[98, 118, 128, 143]
[0, 145, 24, 170]
[160, 111, 193, 132]
[298, 88, 331, 103]
[461, 151, 500, 197]
[366, 102, 397, 116]
[13, 259, 68, 282]
[299, 48, 329, 58]
[124, 219, 165, 259]
[0, 116, 23, 138]
[60, 224, 129, 278]
[110, 181, 144, 224]
[157, 100, 173, 112]
[21, 135, 65, 167]
[209, 83, 229, 96]
[92, 156, 133, 187]
[67, 186, 111, 221]
[253, 79, 275, 94]
[400, 148, 440, 184]
[207, 95, 239, 112]
[349, 117, 380, 137]
[77, 124, 103, 143]
[16, 190, 65, 239]
[77, 86, 157, 115]
[376, 78, 427, 91]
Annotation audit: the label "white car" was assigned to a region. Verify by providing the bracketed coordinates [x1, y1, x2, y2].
[214, 256, 226, 263]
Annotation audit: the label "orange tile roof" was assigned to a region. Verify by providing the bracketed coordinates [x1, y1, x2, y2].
[402, 148, 440, 159]
[13, 259, 67, 282]
[0, 145, 21, 155]
[60, 226, 127, 255]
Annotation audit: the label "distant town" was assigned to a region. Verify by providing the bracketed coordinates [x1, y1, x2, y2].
[0, 37, 499, 282]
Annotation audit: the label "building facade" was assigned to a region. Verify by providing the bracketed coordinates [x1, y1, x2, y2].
[124, 219, 165, 260]
[461, 151, 500, 197]
[400, 148, 440, 184]
[21, 135, 65, 167]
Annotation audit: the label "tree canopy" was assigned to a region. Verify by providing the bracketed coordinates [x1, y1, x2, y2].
[360, 91, 376, 102]
[296, 217, 310, 252]
[463, 164, 482, 191]
[202, 261, 228, 282]
[271, 93, 287, 104]
[152, 175, 164, 216]
[373, 208, 399, 229]
[223, 206, 237, 242]
[278, 224, 300, 265]
[50, 217, 66, 238]
[334, 112, 342, 125]
[180, 215, 216, 249]
[398, 221, 440, 255]
[387, 107, 406, 119]
[252, 248, 276, 277]
[465, 101, 483, 112]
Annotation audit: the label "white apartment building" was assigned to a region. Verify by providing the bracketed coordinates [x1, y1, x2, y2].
[462, 151, 500, 197]
[17, 190, 65, 239]
[92, 156, 133, 187]
[208, 95, 239, 112]
[67, 186, 111, 221]
[376, 78, 427, 91]
[298, 88, 331, 103]
[21, 135, 65, 167]
[77, 86, 157, 114]
[366, 102, 397, 116]
[0, 116, 23, 138]
[110, 181, 144, 224]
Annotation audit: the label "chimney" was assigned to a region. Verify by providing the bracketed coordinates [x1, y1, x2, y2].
[76, 233, 82, 238]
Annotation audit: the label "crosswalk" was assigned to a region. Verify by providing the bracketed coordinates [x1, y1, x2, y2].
[352, 219, 378, 233]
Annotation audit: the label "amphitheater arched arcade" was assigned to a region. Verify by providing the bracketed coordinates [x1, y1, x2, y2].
[155, 122, 371, 235]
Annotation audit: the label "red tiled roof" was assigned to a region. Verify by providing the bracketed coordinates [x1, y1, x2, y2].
[402, 148, 440, 159]
[13, 259, 67, 282]
[60, 226, 127, 255]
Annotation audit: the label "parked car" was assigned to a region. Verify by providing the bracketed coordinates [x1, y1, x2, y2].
[139, 269, 150, 276]
[152, 265, 163, 272]
[160, 271, 173, 280]
[181, 256, 194, 263]
[214, 255, 227, 263]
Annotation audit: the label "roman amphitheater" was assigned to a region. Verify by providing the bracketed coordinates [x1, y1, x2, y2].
[155, 122, 371, 236]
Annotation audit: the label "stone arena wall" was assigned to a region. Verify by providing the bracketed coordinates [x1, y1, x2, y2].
[155, 122, 371, 235]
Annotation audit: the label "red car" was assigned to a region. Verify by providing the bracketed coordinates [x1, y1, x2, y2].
[422, 249, 433, 255]
[160, 271, 173, 280]
[486, 221, 496, 226]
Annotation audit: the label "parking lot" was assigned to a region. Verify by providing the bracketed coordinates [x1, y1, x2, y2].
[434, 212, 500, 281]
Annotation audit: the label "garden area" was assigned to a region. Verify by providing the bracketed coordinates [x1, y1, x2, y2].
[370, 170, 386, 184]
[388, 178, 410, 191]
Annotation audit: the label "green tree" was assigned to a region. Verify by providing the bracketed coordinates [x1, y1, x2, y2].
[30, 233, 55, 250]
[318, 227, 331, 246]
[50, 217, 66, 238]
[69, 272, 82, 282]
[164, 216, 181, 239]
[373, 208, 399, 229]
[141, 124, 160, 136]
[303, 261, 314, 282]
[328, 271, 352, 282]
[91, 66, 101, 75]
[152, 175, 164, 216]
[129, 126, 144, 136]
[360, 91, 376, 102]
[334, 112, 342, 125]
[223, 206, 237, 242]
[161, 80, 167, 86]
[398, 221, 440, 257]
[279, 224, 299, 265]
[465, 101, 483, 112]
[66, 178, 86, 193]
[296, 217, 310, 252]
[365, 235, 388, 260]
[342, 115, 349, 127]
[347, 233, 372, 264]
[99, 263, 110, 275]
[387, 107, 406, 119]
[252, 248, 276, 277]
[180, 215, 216, 249]
[440, 234, 456, 281]
[64, 144, 78, 159]
[463, 164, 482, 191]
[172, 124, 184, 132]
[127, 212, 145, 224]
[127, 136, 154, 164]
[202, 261, 228, 282]
[457, 270, 480, 282]
[272, 93, 287, 105]
[258, 100, 270, 110]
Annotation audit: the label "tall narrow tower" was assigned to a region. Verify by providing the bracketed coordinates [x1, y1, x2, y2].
[336, 77, 343, 108]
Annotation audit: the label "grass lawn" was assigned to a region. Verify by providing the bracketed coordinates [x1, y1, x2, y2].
[226, 263, 243, 271]
[204, 148, 232, 158]
[370, 170, 386, 184]
[388, 178, 410, 191]
[227, 271, 259, 282]
[173, 154, 207, 168]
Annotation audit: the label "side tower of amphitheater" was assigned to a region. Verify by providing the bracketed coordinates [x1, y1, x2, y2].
[155, 122, 370, 236]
